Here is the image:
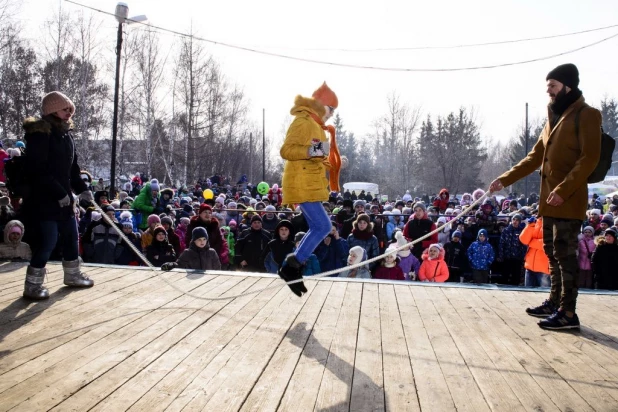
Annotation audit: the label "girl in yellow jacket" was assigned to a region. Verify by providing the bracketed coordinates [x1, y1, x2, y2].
[519, 216, 550, 287]
[278, 83, 340, 297]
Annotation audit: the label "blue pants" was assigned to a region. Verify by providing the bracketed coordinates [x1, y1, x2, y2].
[31, 218, 79, 268]
[525, 270, 551, 287]
[295, 202, 331, 264]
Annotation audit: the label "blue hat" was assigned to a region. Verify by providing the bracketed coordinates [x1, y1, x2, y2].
[477, 228, 488, 239]
[452, 230, 462, 239]
[15, 141, 25, 148]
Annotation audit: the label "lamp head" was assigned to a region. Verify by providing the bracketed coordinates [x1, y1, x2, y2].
[115, 2, 128, 23]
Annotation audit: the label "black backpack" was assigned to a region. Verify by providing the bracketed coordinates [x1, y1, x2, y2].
[3, 150, 30, 198]
[575, 106, 616, 184]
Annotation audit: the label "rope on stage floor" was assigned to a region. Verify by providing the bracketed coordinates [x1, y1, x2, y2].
[92, 191, 490, 300]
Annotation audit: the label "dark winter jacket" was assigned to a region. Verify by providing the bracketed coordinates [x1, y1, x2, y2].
[146, 239, 176, 267]
[83, 219, 122, 264]
[444, 241, 466, 270]
[591, 238, 618, 290]
[176, 242, 221, 270]
[185, 216, 227, 263]
[115, 231, 142, 266]
[301, 254, 321, 276]
[498, 223, 527, 261]
[260, 220, 295, 273]
[261, 214, 280, 234]
[235, 227, 272, 271]
[315, 235, 349, 273]
[21, 116, 88, 221]
[402, 214, 438, 260]
[467, 229, 495, 270]
[166, 227, 182, 257]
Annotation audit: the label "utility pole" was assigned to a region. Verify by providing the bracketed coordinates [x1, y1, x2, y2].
[524, 103, 530, 201]
[262, 108, 266, 182]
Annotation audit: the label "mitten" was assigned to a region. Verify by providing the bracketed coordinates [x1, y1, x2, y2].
[161, 262, 177, 271]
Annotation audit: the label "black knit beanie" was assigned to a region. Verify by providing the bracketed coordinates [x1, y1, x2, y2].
[546, 63, 579, 89]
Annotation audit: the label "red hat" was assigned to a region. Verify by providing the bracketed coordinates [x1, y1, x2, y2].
[312, 82, 338, 108]
[199, 203, 212, 214]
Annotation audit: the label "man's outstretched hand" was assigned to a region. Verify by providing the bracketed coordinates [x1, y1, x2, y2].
[489, 179, 504, 193]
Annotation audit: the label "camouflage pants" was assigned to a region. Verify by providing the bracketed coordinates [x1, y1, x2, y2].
[542, 217, 582, 312]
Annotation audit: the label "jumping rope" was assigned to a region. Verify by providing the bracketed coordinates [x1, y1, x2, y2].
[89, 191, 491, 301]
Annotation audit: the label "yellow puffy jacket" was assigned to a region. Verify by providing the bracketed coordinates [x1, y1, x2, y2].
[280, 95, 329, 205]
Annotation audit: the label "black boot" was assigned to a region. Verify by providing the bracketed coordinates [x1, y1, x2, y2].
[279, 254, 308, 297]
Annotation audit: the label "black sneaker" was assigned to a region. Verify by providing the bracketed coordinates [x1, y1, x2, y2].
[278, 263, 308, 297]
[538, 310, 580, 330]
[525, 299, 556, 318]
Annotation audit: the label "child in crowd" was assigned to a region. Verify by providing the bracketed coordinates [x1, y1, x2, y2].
[418, 243, 449, 282]
[294, 232, 321, 276]
[444, 230, 466, 282]
[374, 244, 404, 280]
[141, 214, 161, 251]
[338, 245, 371, 279]
[467, 228, 495, 283]
[162, 227, 221, 271]
[519, 216, 550, 287]
[161, 216, 181, 256]
[436, 216, 451, 245]
[175, 217, 190, 253]
[116, 212, 142, 266]
[394, 231, 420, 280]
[577, 225, 596, 288]
[592, 228, 618, 290]
[261, 220, 296, 274]
[146, 225, 176, 267]
[0, 220, 31, 260]
[315, 221, 349, 275]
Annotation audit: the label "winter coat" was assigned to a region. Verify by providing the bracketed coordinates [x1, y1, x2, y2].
[0, 220, 31, 260]
[467, 230, 495, 270]
[185, 216, 227, 264]
[374, 264, 405, 281]
[167, 228, 181, 257]
[259, 221, 296, 273]
[386, 217, 405, 241]
[261, 214, 280, 234]
[498, 223, 527, 261]
[591, 238, 618, 290]
[338, 265, 371, 279]
[280, 96, 330, 204]
[519, 219, 549, 274]
[315, 236, 349, 273]
[132, 182, 160, 230]
[302, 254, 321, 276]
[418, 249, 449, 282]
[146, 239, 176, 267]
[398, 253, 421, 277]
[444, 241, 465, 270]
[267, 187, 282, 207]
[176, 242, 221, 271]
[174, 225, 188, 253]
[21, 116, 88, 221]
[235, 228, 273, 271]
[346, 230, 379, 271]
[403, 214, 438, 260]
[141, 227, 155, 251]
[84, 220, 122, 264]
[115, 232, 142, 266]
[578, 235, 596, 271]
[432, 189, 450, 212]
[498, 96, 602, 220]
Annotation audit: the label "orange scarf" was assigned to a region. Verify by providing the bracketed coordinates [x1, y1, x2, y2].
[309, 113, 341, 192]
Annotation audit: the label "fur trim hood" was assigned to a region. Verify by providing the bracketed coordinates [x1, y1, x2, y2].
[472, 188, 485, 201]
[3, 220, 24, 245]
[23, 116, 74, 134]
[290, 95, 326, 118]
[421, 246, 445, 262]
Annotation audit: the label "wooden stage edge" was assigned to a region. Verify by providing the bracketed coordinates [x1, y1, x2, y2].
[0, 261, 617, 412]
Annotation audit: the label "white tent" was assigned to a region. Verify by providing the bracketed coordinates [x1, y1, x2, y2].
[343, 182, 379, 195]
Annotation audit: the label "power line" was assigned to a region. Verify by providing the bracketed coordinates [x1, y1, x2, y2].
[64, 0, 618, 73]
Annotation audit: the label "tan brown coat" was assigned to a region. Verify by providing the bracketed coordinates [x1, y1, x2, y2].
[499, 96, 601, 220]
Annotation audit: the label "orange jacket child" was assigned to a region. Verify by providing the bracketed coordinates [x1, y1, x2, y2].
[518, 216, 549, 274]
[418, 243, 449, 282]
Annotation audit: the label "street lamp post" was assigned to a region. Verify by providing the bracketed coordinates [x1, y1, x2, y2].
[110, 2, 146, 198]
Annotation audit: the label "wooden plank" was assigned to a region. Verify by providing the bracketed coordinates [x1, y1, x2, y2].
[378, 284, 420, 412]
[410, 286, 490, 412]
[161, 280, 315, 411]
[479, 289, 618, 410]
[129, 278, 299, 412]
[239, 281, 341, 412]
[0, 269, 191, 378]
[349, 283, 385, 412]
[436, 287, 558, 411]
[0, 273, 236, 411]
[52, 277, 268, 412]
[276, 282, 348, 412]
[394, 285, 456, 412]
[312, 282, 363, 412]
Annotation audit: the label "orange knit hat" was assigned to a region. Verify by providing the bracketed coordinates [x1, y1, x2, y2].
[312, 82, 338, 108]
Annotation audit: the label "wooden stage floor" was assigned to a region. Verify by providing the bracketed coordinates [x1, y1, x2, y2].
[1, 261, 617, 412]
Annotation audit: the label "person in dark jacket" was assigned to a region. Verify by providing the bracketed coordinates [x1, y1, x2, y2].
[115, 213, 142, 266]
[315, 221, 349, 275]
[161, 227, 221, 271]
[235, 215, 272, 272]
[185, 203, 228, 265]
[444, 231, 466, 282]
[346, 213, 379, 272]
[260, 219, 295, 274]
[591, 228, 618, 290]
[341, 200, 365, 239]
[261, 205, 280, 234]
[20, 91, 94, 300]
[498, 214, 527, 285]
[146, 225, 176, 267]
[83, 204, 122, 264]
[402, 202, 438, 261]
[161, 216, 181, 256]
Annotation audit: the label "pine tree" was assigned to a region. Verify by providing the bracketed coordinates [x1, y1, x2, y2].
[600, 97, 618, 175]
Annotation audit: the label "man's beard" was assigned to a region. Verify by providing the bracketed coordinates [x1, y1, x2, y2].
[550, 86, 567, 103]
